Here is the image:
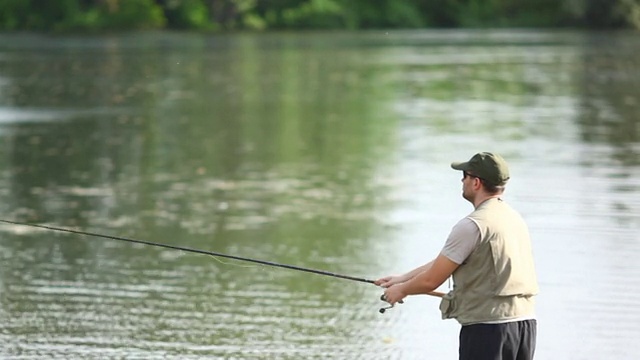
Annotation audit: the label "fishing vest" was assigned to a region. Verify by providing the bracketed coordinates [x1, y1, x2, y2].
[439, 198, 539, 325]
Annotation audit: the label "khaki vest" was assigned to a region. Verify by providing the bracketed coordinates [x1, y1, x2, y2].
[439, 198, 539, 325]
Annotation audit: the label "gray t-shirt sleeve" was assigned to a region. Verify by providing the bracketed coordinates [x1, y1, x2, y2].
[441, 217, 481, 265]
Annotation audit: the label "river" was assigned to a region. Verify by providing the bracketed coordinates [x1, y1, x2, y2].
[0, 30, 639, 359]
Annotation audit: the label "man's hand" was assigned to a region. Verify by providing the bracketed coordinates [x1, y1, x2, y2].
[374, 275, 404, 288]
[383, 284, 407, 305]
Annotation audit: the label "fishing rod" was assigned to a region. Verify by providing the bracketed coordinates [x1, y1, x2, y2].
[0, 218, 444, 312]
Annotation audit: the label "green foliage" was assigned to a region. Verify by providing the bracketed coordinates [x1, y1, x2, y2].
[281, 0, 344, 28]
[418, 0, 461, 27]
[0, 0, 30, 30]
[0, 0, 167, 31]
[0, 0, 638, 31]
[455, 0, 494, 27]
[0, 0, 84, 31]
[618, 0, 640, 28]
[242, 13, 268, 30]
[229, 0, 268, 29]
[249, 0, 345, 29]
[340, 0, 424, 29]
[454, 0, 563, 27]
[562, 0, 626, 27]
[163, 0, 211, 29]
[96, 0, 166, 30]
[378, 1, 425, 28]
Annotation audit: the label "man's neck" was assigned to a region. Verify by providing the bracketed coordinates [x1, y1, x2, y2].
[473, 194, 501, 209]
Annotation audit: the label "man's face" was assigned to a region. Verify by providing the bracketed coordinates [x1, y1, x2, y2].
[461, 171, 477, 202]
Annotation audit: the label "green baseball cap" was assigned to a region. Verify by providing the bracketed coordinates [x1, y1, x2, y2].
[451, 152, 510, 185]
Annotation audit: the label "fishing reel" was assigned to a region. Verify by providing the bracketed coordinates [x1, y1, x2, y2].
[379, 294, 403, 314]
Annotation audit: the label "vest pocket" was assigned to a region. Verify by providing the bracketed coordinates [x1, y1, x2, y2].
[439, 291, 456, 319]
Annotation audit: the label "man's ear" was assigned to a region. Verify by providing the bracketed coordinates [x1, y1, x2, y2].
[473, 177, 483, 189]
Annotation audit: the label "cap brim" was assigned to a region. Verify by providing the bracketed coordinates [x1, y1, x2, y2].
[451, 161, 469, 171]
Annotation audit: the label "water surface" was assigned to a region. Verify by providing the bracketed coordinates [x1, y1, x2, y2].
[0, 30, 639, 359]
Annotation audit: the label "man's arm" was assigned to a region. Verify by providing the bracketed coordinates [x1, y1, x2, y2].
[400, 254, 459, 295]
[374, 260, 435, 288]
[383, 254, 459, 304]
[380, 217, 480, 303]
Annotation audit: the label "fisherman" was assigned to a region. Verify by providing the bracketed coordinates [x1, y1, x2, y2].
[376, 152, 539, 360]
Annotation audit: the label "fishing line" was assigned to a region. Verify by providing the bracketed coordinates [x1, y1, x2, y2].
[0, 219, 375, 284]
[0, 218, 444, 312]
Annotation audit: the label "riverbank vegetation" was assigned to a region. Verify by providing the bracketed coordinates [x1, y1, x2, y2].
[1, 0, 639, 32]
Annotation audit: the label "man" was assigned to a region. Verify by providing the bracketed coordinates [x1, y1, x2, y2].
[376, 152, 539, 360]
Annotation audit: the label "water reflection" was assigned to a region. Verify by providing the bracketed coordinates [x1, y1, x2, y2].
[0, 30, 639, 359]
[577, 32, 640, 166]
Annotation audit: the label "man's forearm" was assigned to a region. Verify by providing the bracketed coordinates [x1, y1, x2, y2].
[401, 270, 441, 295]
[400, 260, 434, 282]
[400, 254, 459, 296]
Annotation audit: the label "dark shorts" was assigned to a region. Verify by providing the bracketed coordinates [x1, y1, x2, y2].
[459, 319, 537, 360]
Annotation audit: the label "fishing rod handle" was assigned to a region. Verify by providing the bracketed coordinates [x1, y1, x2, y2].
[427, 290, 446, 298]
[378, 290, 446, 314]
